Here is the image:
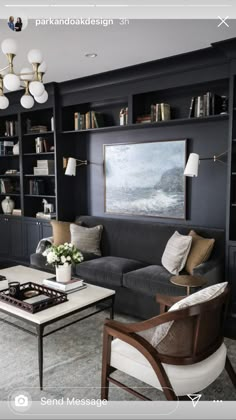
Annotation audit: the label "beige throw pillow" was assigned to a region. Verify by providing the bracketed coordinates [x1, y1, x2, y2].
[185, 230, 215, 275]
[51, 220, 71, 246]
[70, 223, 103, 256]
[161, 231, 192, 275]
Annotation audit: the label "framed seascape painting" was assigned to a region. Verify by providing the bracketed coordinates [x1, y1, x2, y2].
[104, 139, 186, 219]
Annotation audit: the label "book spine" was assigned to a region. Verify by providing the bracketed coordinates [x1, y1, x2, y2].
[161, 103, 171, 121]
[74, 112, 79, 130]
[189, 97, 195, 118]
[85, 112, 90, 129]
[125, 107, 128, 125]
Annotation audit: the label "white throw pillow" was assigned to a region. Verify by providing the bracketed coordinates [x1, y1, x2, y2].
[161, 231, 192, 275]
[149, 281, 228, 348]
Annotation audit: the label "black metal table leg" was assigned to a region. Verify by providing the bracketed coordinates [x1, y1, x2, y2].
[110, 295, 115, 319]
[36, 325, 44, 390]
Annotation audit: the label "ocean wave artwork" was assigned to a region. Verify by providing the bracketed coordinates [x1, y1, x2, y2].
[104, 140, 186, 219]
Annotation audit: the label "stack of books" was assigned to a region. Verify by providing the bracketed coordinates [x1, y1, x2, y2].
[36, 212, 56, 220]
[43, 277, 87, 293]
[74, 111, 104, 130]
[33, 160, 54, 175]
[28, 125, 48, 133]
[12, 209, 22, 216]
[136, 103, 171, 124]
[189, 92, 226, 118]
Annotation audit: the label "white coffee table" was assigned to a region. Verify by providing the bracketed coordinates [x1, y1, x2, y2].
[0, 265, 115, 390]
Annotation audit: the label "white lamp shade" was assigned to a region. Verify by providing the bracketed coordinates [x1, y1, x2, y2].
[20, 94, 34, 109]
[184, 153, 200, 177]
[3, 73, 20, 91]
[65, 158, 76, 176]
[0, 95, 9, 109]
[27, 49, 43, 64]
[34, 90, 48, 104]
[20, 67, 34, 81]
[29, 81, 45, 97]
[38, 61, 47, 73]
[1, 38, 17, 55]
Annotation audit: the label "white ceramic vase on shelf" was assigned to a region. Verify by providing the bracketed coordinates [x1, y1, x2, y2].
[1, 196, 15, 214]
[13, 142, 19, 155]
[56, 264, 71, 283]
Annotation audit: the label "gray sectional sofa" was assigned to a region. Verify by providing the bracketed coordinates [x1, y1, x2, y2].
[30, 216, 225, 319]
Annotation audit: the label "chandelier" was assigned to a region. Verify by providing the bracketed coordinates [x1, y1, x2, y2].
[0, 38, 48, 110]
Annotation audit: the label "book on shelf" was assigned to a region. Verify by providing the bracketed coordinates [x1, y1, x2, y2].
[43, 276, 85, 292]
[4, 120, 18, 137]
[136, 115, 152, 124]
[29, 179, 45, 195]
[189, 92, 226, 118]
[160, 103, 171, 121]
[36, 212, 56, 219]
[119, 107, 128, 126]
[0, 178, 15, 194]
[0, 141, 14, 155]
[37, 160, 54, 169]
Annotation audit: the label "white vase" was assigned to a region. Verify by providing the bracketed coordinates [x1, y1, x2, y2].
[1, 196, 15, 214]
[56, 264, 71, 283]
[13, 142, 19, 155]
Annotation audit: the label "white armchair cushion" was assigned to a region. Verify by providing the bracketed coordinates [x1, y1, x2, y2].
[110, 339, 226, 396]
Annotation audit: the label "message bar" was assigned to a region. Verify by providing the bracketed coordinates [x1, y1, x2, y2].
[0, 0, 235, 19]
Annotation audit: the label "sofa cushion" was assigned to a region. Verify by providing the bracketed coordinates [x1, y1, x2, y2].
[161, 231, 192, 275]
[185, 230, 215, 275]
[70, 223, 103, 256]
[76, 256, 146, 287]
[123, 265, 184, 297]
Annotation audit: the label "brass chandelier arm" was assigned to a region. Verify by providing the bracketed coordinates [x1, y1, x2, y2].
[0, 65, 10, 73]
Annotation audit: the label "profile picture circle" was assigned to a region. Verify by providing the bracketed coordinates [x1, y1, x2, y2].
[7, 15, 28, 32]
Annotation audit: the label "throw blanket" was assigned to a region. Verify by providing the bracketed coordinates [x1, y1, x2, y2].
[36, 237, 54, 253]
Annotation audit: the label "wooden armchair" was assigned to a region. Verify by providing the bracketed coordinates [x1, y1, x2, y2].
[101, 286, 236, 401]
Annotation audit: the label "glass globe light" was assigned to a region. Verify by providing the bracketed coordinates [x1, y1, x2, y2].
[38, 61, 47, 73]
[3, 73, 21, 91]
[20, 67, 33, 81]
[34, 90, 48, 104]
[20, 94, 34, 109]
[29, 81, 45, 97]
[1, 38, 17, 55]
[0, 95, 9, 109]
[27, 49, 43, 64]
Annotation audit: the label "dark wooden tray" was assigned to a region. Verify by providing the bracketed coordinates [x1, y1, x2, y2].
[0, 282, 68, 314]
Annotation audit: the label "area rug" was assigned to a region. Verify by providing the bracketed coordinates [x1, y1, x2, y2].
[0, 309, 235, 402]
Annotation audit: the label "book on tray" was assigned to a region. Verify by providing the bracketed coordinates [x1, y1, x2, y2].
[43, 276, 85, 292]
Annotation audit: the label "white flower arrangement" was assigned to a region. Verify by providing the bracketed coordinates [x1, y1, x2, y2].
[43, 242, 84, 267]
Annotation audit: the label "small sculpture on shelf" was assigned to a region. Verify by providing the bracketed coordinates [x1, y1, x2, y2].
[42, 199, 54, 214]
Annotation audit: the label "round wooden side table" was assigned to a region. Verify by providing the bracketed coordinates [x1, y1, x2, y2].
[170, 275, 207, 296]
